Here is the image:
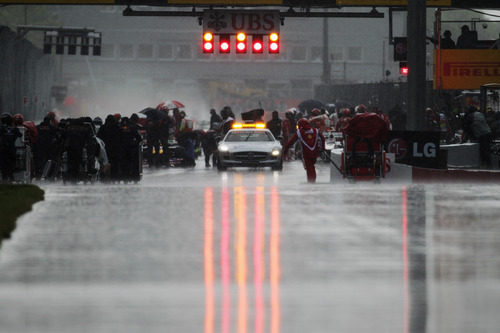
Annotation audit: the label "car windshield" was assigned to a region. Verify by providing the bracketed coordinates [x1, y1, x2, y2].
[225, 130, 274, 142]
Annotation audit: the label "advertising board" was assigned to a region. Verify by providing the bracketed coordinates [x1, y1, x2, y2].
[202, 10, 280, 35]
[435, 50, 500, 90]
[386, 131, 446, 169]
[337, 0, 451, 5]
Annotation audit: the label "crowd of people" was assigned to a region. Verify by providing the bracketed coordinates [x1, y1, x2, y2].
[0, 111, 143, 183]
[438, 26, 500, 49]
[204, 101, 498, 180]
[1, 97, 499, 183]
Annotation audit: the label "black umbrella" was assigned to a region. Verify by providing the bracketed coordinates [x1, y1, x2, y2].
[139, 107, 168, 120]
[334, 100, 352, 109]
[241, 108, 264, 121]
[297, 99, 325, 114]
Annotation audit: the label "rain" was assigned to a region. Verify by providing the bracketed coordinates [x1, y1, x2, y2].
[1, 2, 500, 333]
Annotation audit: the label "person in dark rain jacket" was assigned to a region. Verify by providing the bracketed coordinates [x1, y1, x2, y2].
[33, 116, 58, 178]
[0, 113, 22, 182]
[266, 110, 283, 139]
[98, 115, 121, 180]
[119, 117, 142, 181]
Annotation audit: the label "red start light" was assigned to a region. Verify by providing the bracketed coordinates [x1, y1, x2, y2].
[219, 34, 230, 53]
[236, 41, 246, 53]
[220, 41, 230, 52]
[269, 42, 279, 53]
[236, 32, 247, 53]
[400, 67, 409, 75]
[252, 35, 264, 53]
[203, 42, 214, 53]
[203, 32, 214, 54]
[269, 33, 279, 54]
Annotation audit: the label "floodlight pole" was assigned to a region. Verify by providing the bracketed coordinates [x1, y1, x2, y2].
[406, 0, 427, 131]
[321, 16, 331, 86]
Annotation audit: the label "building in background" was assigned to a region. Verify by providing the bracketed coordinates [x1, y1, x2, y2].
[52, 6, 412, 119]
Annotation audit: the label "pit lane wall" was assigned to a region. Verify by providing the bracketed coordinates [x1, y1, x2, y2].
[0, 26, 55, 121]
[329, 130, 500, 183]
[330, 149, 500, 184]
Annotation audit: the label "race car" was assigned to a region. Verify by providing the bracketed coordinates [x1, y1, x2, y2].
[216, 122, 283, 171]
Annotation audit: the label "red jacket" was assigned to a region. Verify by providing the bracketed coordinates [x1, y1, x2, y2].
[284, 127, 325, 159]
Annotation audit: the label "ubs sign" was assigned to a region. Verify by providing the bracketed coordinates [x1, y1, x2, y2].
[203, 10, 280, 34]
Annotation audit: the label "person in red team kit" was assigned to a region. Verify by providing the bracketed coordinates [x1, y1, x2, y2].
[283, 118, 325, 183]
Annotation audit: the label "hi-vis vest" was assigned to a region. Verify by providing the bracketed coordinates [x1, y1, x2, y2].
[179, 118, 193, 132]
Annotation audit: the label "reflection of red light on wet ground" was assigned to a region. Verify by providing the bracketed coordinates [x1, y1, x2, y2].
[271, 186, 281, 333]
[221, 188, 231, 333]
[204, 187, 214, 333]
[402, 187, 409, 333]
[235, 186, 248, 333]
[204, 181, 281, 333]
[254, 186, 265, 333]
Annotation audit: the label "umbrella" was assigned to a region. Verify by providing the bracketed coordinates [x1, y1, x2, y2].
[297, 99, 324, 114]
[241, 108, 264, 121]
[156, 100, 185, 111]
[139, 107, 169, 120]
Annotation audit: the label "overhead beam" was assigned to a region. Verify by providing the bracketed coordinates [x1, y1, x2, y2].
[0, 0, 499, 8]
[115, 0, 499, 9]
[122, 6, 384, 18]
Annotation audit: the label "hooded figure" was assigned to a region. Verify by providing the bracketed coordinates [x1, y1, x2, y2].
[0, 113, 22, 182]
[456, 25, 477, 49]
[283, 118, 325, 183]
[98, 115, 121, 179]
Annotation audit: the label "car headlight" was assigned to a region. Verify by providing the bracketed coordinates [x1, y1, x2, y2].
[271, 149, 281, 157]
[219, 145, 229, 152]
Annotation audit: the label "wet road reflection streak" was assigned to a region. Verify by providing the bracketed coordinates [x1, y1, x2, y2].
[254, 185, 265, 333]
[204, 174, 281, 333]
[402, 187, 409, 333]
[204, 187, 215, 333]
[402, 186, 428, 333]
[235, 184, 248, 333]
[221, 188, 231, 333]
[270, 186, 281, 333]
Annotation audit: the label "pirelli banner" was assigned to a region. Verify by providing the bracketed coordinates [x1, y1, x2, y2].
[435, 50, 500, 90]
[337, 0, 450, 5]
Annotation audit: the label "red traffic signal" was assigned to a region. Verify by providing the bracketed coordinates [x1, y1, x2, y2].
[399, 61, 409, 76]
[236, 32, 247, 53]
[203, 32, 214, 53]
[269, 33, 279, 54]
[252, 35, 264, 53]
[201, 32, 281, 54]
[219, 34, 230, 53]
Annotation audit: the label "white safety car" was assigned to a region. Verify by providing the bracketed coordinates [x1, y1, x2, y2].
[216, 122, 283, 171]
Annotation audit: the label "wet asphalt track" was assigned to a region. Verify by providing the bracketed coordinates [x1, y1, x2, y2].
[0, 160, 499, 332]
